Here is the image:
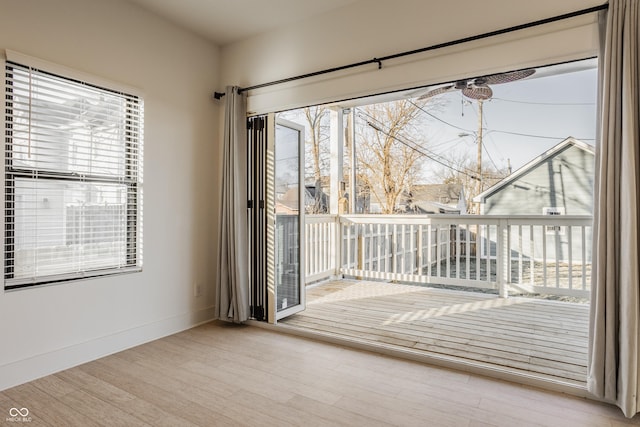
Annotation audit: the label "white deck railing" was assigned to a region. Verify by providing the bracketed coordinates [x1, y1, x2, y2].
[305, 214, 593, 299]
[304, 215, 339, 283]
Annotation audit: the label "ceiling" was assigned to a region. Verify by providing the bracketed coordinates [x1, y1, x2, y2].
[125, 0, 359, 46]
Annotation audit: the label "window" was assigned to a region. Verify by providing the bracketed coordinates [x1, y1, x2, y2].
[4, 59, 143, 289]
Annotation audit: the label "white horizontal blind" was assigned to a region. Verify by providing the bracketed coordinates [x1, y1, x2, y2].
[4, 61, 144, 289]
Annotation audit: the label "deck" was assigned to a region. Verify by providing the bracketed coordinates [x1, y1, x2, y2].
[280, 279, 589, 386]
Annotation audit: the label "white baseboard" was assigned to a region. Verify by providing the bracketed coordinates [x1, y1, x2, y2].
[0, 307, 217, 391]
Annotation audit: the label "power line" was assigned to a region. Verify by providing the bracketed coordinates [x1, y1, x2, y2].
[489, 129, 595, 141]
[483, 144, 500, 171]
[408, 100, 472, 133]
[492, 97, 595, 106]
[410, 98, 595, 141]
[359, 111, 480, 181]
[420, 134, 470, 151]
[472, 102, 502, 171]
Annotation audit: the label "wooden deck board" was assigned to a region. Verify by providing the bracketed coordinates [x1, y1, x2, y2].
[294, 307, 587, 359]
[281, 279, 589, 385]
[311, 298, 588, 338]
[303, 303, 589, 353]
[310, 289, 588, 329]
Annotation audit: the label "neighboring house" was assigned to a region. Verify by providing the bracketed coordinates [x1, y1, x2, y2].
[401, 184, 467, 214]
[276, 187, 301, 214]
[276, 184, 329, 214]
[365, 183, 466, 214]
[473, 137, 594, 215]
[473, 137, 594, 262]
[304, 185, 329, 214]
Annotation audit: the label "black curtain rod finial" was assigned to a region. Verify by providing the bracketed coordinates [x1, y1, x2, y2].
[213, 91, 226, 100]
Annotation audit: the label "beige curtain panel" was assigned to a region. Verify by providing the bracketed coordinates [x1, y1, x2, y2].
[588, 0, 640, 418]
[216, 86, 250, 323]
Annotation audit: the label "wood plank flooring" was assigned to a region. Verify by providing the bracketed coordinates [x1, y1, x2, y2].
[281, 279, 589, 385]
[2, 321, 639, 426]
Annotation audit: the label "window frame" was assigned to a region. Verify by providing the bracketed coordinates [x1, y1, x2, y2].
[3, 57, 144, 290]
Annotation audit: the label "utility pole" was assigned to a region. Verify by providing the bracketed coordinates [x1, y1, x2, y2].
[329, 108, 343, 215]
[475, 99, 484, 214]
[347, 108, 357, 214]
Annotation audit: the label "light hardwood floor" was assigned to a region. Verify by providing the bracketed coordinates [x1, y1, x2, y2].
[1, 320, 639, 426]
[281, 280, 589, 386]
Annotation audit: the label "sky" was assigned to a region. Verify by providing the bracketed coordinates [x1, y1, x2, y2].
[278, 58, 598, 186]
[414, 59, 597, 181]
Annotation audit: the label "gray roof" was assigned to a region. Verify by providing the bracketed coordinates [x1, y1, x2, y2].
[407, 183, 464, 205]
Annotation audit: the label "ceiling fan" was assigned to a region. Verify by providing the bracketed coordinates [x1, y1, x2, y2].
[414, 68, 535, 214]
[417, 69, 536, 101]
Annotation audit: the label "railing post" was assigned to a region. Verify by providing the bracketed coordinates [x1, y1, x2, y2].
[417, 225, 423, 275]
[497, 218, 509, 298]
[356, 224, 364, 279]
[392, 225, 397, 275]
[333, 215, 341, 279]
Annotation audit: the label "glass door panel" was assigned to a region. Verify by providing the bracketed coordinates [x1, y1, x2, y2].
[274, 119, 305, 320]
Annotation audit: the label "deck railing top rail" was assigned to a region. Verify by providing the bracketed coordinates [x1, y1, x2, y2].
[338, 214, 593, 225]
[303, 213, 593, 299]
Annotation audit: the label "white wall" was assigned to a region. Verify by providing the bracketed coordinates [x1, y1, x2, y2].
[220, 0, 602, 114]
[0, 0, 221, 389]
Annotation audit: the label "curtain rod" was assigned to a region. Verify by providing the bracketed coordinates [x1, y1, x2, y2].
[213, 3, 608, 100]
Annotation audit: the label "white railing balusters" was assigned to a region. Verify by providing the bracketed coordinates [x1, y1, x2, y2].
[529, 226, 535, 287]
[476, 223, 481, 281]
[568, 225, 573, 291]
[496, 220, 505, 297]
[304, 215, 338, 283]
[426, 224, 432, 278]
[486, 225, 492, 282]
[582, 225, 587, 290]
[455, 225, 460, 279]
[517, 225, 523, 286]
[436, 226, 442, 278]
[555, 229, 560, 289]
[305, 214, 592, 299]
[542, 228, 547, 285]
[446, 225, 451, 279]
